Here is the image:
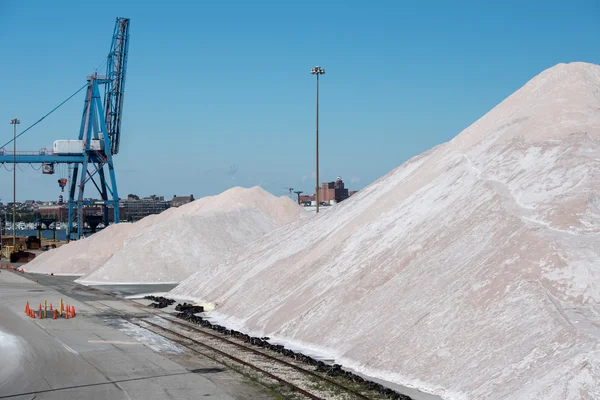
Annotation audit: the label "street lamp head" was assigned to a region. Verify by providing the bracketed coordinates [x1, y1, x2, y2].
[310, 66, 325, 75]
[10, 118, 20, 125]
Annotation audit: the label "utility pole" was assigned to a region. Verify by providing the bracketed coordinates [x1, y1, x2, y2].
[10, 118, 19, 251]
[310, 66, 325, 213]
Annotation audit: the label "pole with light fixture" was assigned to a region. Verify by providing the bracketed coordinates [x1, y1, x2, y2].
[10, 118, 19, 251]
[310, 66, 325, 213]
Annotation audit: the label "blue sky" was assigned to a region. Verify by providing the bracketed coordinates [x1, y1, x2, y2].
[0, 0, 598, 201]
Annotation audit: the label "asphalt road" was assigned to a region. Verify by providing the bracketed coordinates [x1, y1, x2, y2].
[0, 270, 271, 400]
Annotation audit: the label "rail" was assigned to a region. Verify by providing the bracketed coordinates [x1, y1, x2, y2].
[135, 319, 326, 399]
[146, 316, 378, 399]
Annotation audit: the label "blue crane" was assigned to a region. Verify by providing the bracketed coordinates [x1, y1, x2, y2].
[0, 17, 130, 241]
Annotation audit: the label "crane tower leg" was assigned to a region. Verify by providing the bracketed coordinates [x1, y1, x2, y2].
[67, 77, 120, 241]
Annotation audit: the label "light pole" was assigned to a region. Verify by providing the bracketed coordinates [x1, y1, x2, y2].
[10, 118, 19, 251]
[0, 198, 2, 257]
[310, 66, 325, 213]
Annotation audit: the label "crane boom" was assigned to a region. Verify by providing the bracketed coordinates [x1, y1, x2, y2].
[104, 17, 130, 155]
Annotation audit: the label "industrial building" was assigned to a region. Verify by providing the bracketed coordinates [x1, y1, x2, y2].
[299, 177, 356, 206]
[319, 176, 349, 204]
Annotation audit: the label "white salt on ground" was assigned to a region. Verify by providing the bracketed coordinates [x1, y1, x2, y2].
[75, 187, 307, 284]
[169, 63, 600, 399]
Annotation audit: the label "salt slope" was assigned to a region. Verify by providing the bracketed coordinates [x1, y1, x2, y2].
[25, 215, 159, 276]
[77, 187, 308, 284]
[170, 62, 600, 399]
[0, 331, 23, 387]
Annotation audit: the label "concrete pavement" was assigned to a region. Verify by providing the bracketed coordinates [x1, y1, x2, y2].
[0, 270, 272, 400]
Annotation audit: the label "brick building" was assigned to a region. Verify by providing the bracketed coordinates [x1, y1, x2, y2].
[318, 176, 349, 204]
[299, 177, 353, 206]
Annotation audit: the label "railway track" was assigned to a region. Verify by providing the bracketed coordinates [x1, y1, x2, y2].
[13, 272, 411, 399]
[38, 285, 371, 398]
[135, 317, 372, 400]
[149, 314, 399, 399]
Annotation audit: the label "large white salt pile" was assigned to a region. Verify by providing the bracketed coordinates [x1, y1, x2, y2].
[170, 62, 600, 399]
[25, 215, 160, 276]
[76, 187, 308, 284]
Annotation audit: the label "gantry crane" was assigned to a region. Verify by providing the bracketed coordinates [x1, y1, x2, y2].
[0, 17, 130, 241]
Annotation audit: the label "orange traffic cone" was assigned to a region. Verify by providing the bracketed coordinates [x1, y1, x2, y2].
[38, 310, 42, 319]
[65, 310, 69, 320]
[30, 310, 34, 319]
[49, 303, 53, 311]
[71, 306, 76, 317]
[25, 302, 30, 314]
[53, 310, 57, 319]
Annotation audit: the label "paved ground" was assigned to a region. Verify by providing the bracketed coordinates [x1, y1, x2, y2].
[87, 283, 178, 298]
[0, 270, 273, 400]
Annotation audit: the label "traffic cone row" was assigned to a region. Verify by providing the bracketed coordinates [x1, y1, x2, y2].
[23, 300, 77, 320]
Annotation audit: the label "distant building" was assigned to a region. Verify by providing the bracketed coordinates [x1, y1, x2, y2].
[298, 194, 315, 206]
[349, 190, 359, 197]
[143, 195, 164, 201]
[299, 177, 353, 206]
[38, 204, 125, 223]
[38, 205, 68, 222]
[122, 198, 170, 222]
[318, 176, 349, 204]
[171, 194, 194, 208]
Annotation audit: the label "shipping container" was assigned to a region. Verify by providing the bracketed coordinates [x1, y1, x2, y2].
[53, 140, 84, 155]
[53, 139, 105, 154]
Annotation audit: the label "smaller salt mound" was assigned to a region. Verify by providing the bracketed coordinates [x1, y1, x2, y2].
[25, 216, 158, 276]
[77, 209, 277, 284]
[76, 186, 308, 284]
[156, 186, 307, 225]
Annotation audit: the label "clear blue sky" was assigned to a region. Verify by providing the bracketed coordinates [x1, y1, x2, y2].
[0, 0, 598, 201]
